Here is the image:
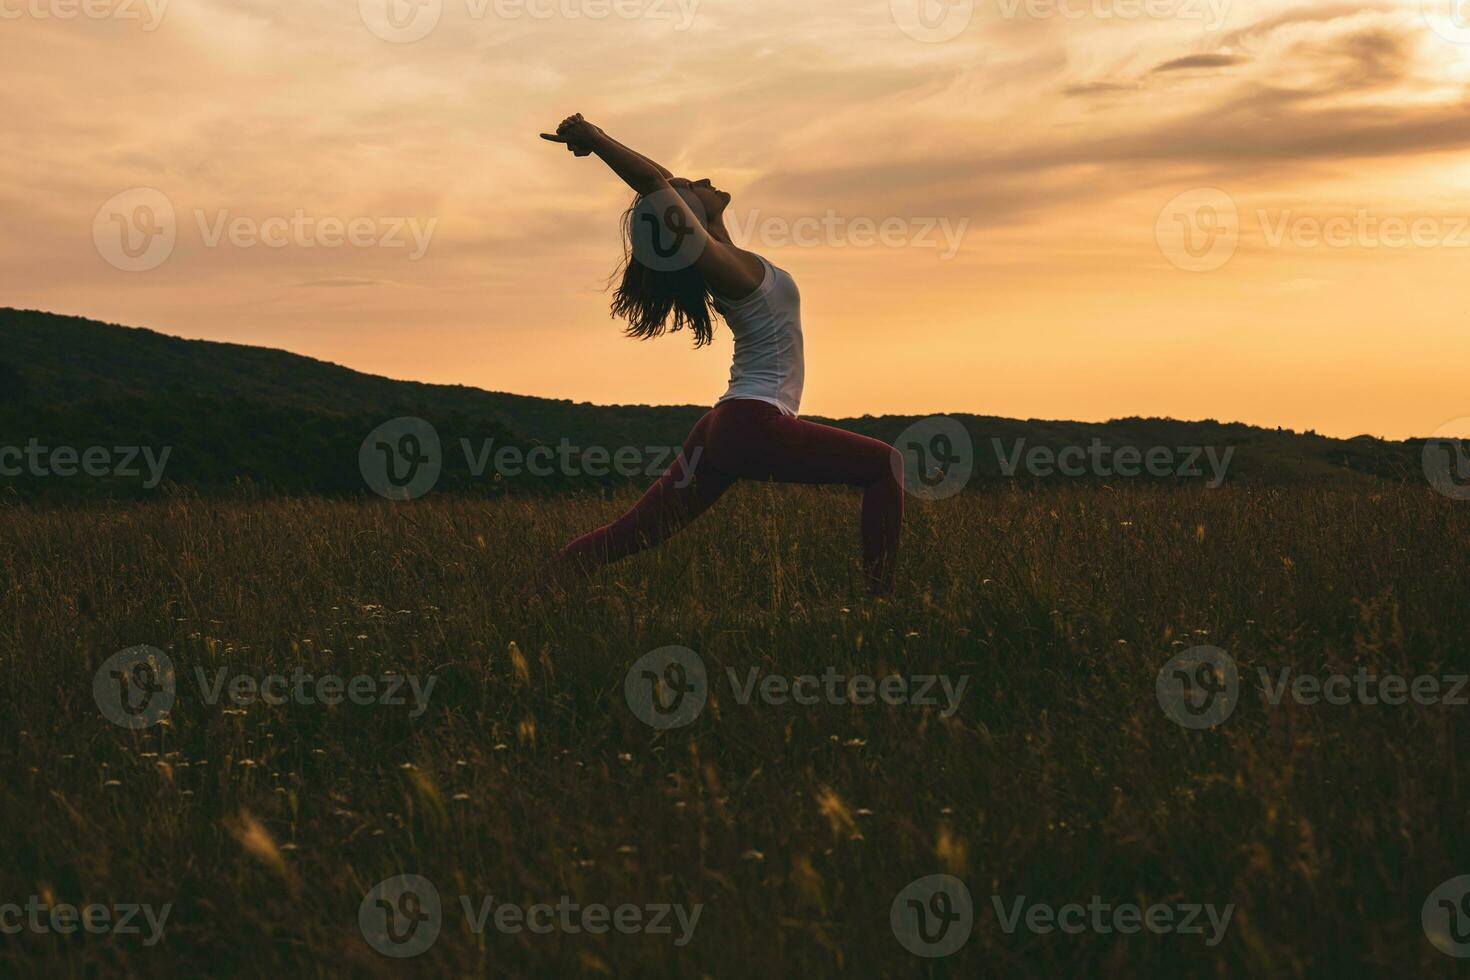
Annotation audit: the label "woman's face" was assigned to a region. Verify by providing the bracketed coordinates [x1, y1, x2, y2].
[669, 176, 731, 221]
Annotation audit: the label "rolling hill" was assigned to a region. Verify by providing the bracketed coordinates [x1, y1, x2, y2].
[0, 307, 1427, 501]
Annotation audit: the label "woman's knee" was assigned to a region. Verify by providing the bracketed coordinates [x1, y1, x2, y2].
[869, 439, 904, 488]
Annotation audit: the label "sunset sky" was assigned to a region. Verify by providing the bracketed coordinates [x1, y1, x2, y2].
[5, 0, 1470, 438]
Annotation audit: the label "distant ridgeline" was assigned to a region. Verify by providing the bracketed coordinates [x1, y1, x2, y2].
[0, 307, 1424, 502]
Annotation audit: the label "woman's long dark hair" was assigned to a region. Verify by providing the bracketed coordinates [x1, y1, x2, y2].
[609, 197, 716, 348]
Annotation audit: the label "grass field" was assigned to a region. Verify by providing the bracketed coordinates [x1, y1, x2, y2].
[1, 484, 1467, 977]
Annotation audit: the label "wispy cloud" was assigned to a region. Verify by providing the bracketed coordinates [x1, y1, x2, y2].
[1153, 53, 1249, 71]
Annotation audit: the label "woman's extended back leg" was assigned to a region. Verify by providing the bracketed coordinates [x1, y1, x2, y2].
[554, 412, 735, 574]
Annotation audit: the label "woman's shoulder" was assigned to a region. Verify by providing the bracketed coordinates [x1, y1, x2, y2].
[711, 248, 774, 307]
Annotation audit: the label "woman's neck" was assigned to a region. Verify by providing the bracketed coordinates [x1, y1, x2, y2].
[706, 215, 733, 245]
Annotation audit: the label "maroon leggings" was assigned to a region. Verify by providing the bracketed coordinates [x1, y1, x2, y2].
[556, 398, 903, 591]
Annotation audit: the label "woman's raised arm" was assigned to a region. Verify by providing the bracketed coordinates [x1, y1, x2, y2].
[540, 114, 671, 194]
[540, 113, 763, 298]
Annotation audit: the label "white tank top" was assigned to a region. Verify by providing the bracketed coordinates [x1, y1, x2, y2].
[711, 255, 805, 417]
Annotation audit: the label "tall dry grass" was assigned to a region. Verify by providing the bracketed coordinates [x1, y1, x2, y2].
[0, 484, 1466, 977]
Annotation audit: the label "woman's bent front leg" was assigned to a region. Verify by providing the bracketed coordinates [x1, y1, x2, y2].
[705, 400, 903, 593]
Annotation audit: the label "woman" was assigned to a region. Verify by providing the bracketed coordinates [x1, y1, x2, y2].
[535, 113, 903, 594]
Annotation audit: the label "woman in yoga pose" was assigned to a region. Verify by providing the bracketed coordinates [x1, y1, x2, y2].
[536, 113, 903, 593]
